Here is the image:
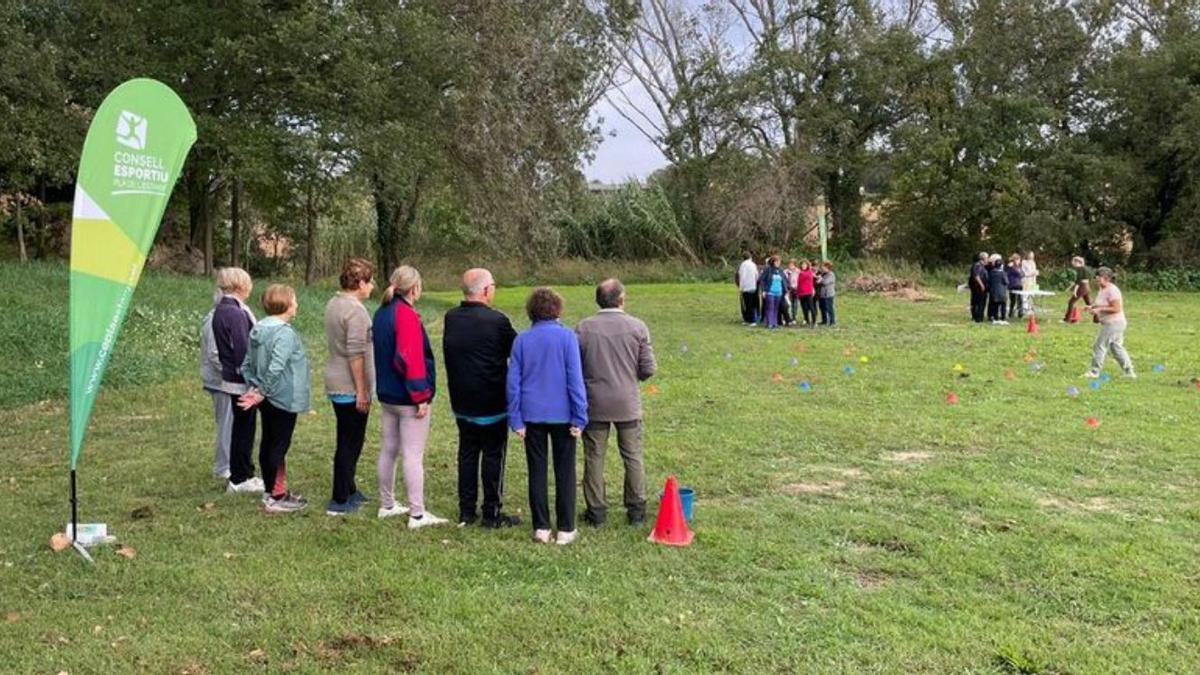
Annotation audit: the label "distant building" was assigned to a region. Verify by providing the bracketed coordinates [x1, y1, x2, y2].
[587, 180, 644, 195]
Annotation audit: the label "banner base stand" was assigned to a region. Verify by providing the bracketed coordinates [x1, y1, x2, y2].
[72, 541, 94, 564]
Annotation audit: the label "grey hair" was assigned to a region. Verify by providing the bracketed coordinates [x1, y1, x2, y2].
[1096, 266, 1114, 279]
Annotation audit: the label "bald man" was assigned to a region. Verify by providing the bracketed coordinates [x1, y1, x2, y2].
[576, 278, 656, 527]
[442, 269, 520, 528]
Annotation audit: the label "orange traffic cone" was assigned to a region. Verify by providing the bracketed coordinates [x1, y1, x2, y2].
[1067, 307, 1081, 323]
[1026, 312, 1039, 334]
[648, 476, 694, 547]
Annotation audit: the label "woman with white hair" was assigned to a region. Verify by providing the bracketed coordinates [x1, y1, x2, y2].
[206, 267, 265, 494]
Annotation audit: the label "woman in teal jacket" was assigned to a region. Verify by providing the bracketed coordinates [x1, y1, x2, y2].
[239, 284, 312, 514]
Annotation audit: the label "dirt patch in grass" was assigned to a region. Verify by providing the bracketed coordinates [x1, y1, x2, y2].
[782, 481, 846, 495]
[176, 662, 210, 675]
[1038, 495, 1125, 514]
[855, 570, 891, 590]
[883, 451, 932, 463]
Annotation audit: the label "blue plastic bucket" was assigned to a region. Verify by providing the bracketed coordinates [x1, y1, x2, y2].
[679, 487, 695, 522]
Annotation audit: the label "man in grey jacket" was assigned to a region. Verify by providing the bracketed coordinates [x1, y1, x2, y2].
[576, 279, 656, 526]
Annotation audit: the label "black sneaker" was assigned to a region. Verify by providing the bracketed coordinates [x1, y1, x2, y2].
[457, 514, 478, 528]
[627, 511, 646, 527]
[481, 513, 521, 529]
[582, 511, 606, 528]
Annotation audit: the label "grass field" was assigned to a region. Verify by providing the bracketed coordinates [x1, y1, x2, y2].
[1, 262, 1198, 673]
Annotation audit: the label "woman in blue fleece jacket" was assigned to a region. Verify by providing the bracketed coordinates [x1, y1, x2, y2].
[507, 287, 588, 545]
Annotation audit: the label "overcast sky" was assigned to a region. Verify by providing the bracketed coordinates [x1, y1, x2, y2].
[583, 96, 669, 184]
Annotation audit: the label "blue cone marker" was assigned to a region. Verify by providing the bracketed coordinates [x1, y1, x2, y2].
[1100, 373, 1112, 383]
[1152, 364, 1165, 373]
[1089, 380, 1102, 391]
[843, 366, 856, 375]
[798, 380, 811, 392]
[1066, 385, 1080, 397]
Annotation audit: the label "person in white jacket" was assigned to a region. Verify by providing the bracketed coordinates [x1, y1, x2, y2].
[736, 252, 760, 325]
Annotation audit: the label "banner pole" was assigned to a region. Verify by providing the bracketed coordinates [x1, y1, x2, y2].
[70, 468, 78, 542]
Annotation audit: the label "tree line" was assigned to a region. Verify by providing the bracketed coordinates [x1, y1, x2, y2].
[2, 1, 1199, 277]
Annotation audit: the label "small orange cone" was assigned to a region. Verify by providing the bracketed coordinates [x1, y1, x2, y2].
[1026, 313, 1039, 334]
[1068, 307, 1081, 323]
[946, 392, 960, 405]
[1086, 416, 1100, 428]
[648, 476, 694, 547]
[771, 372, 784, 382]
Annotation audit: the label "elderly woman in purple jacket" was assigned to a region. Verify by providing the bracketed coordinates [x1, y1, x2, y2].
[507, 287, 588, 545]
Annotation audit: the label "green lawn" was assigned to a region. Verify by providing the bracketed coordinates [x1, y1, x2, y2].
[1, 263, 1198, 673]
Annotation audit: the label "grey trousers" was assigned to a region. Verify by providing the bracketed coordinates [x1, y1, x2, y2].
[209, 389, 233, 477]
[582, 420, 646, 521]
[1091, 320, 1133, 373]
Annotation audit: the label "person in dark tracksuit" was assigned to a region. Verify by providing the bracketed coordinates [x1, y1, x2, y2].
[987, 254, 1009, 322]
[969, 252, 988, 323]
[443, 268, 521, 529]
[1005, 254, 1024, 318]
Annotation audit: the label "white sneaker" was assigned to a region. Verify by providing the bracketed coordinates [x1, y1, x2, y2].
[1124, 370, 1137, 379]
[377, 504, 410, 519]
[555, 530, 578, 545]
[407, 512, 449, 529]
[1083, 371, 1100, 379]
[226, 477, 264, 495]
[215, 469, 231, 480]
[533, 529, 552, 543]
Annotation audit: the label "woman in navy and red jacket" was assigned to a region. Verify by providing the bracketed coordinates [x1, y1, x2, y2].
[371, 265, 448, 528]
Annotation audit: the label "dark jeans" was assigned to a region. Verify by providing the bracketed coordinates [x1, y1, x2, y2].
[456, 418, 509, 522]
[524, 422, 576, 532]
[970, 288, 987, 322]
[988, 296, 1007, 321]
[819, 296, 836, 325]
[228, 393, 257, 484]
[1008, 291, 1024, 318]
[788, 292, 799, 323]
[331, 402, 369, 504]
[740, 291, 759, 324]
[259, 399, 297, 499]
[800, 294, 817, 325]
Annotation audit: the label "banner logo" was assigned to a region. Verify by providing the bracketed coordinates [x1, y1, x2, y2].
[115, 111, 147, 150]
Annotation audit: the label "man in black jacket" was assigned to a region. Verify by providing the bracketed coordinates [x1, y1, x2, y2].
[969, 252, 989, 323]
[443, 268, 521, 528]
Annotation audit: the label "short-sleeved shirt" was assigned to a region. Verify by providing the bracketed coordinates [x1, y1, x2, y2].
[1075, 266, 1094, 284]
[1095, 284, 1126, 324]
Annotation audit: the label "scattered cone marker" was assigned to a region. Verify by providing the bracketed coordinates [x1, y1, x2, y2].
[798, 380, 812, 392]
[646, 384, 660, 396]
[1152, 364, 1165, 373]
[859, 355, 870, 364]
[843, 366, 856, 375]
[790, 357, 799, 367]
[1100, 373, 1112, 383]
[1004, 368, 1016, 381]
[946, 392, 960, 405]
[1066, 386, 1080, 398]
[1086, 416, 1100, 428]
[771, 372, 784, 383]
[1089, 380, 1102, 391]
[648, 476, 694, 547]
[724, 352, 733, 361]
[953, 363, 965, 372]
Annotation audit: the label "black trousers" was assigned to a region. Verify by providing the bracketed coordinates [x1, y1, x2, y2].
[1008, 291, 1024, 318]
[800, 295, 817, 325]
[259, 399, 297, 498]
[988, 296, 1007, 321]
[740, 291, 759, 323]
[228, 393, 257, 484]
[970, 289, 987, 322]
[524, 423, 576, 532]
[331, 402, 369, 504]
[456, 419, 508, 522]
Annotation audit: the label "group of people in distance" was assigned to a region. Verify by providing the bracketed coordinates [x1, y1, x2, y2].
[964, 251, 1135, 377]
[967, 251, 1039, 324]
[200, 260, 656, 545]
[737, 252, 838, 329]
